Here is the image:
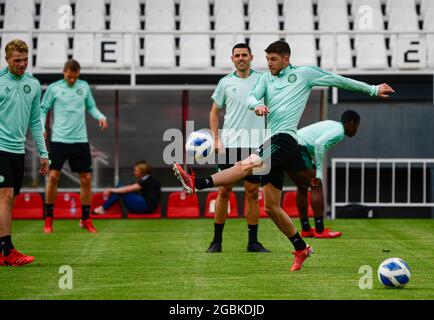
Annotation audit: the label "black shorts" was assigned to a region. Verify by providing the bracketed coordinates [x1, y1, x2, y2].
[256, 133, 298, 190]
[217, 148, 261, 184]
[0, 150, 25, 196]
[49, 142, 92, 173]
[288, 145, 316, 172]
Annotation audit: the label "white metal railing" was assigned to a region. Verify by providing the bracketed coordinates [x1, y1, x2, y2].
[331, 158, 434, 219]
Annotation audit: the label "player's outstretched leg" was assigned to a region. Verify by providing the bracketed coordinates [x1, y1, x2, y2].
[262, 183, 312, 272]
[173, 155, 262, 195]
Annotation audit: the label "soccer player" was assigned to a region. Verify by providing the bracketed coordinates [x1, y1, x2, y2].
[288, 110, 361, 239]
[41, 59, 108, 233]
[174, 40, 395, 271]
[0, 39, 49, 267]
[208, 43, 270, 253]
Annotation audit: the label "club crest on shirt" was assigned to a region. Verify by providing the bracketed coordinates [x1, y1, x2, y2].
[5, 87, 11, 94]
[288, 74, 297, 83]
[76, 89, 83, 96]
[23, 85, 31, 94]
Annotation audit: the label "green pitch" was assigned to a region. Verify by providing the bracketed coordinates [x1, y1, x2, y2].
[1, 219, 434, 300]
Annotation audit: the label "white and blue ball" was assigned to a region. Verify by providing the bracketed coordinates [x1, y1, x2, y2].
[185, 130, 214, 161]
[377, 258, 411, 288]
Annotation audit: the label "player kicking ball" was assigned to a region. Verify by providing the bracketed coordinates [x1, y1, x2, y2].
[41, 59, 108, 233]
[174, 40, 394, 272]
[0, 40, 49, 266]
[288, 110, 361, 239]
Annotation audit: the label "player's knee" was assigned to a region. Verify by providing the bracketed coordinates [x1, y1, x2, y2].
[218, 186, 232, 199]
[245, 187, 259, 201]
[48, 172, 60, 184]
[80, 174, 92, 187]
[0, 189, 14, 204]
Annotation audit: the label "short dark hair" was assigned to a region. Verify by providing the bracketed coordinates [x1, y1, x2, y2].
[64, 59, 81, 72]
[265, 40, 291, 57]
[232, 43, 251, 54]
[341, 110, 361, 124]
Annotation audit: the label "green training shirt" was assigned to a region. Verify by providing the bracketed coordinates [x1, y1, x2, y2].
[41, 79, 106, 143]
[297, 120, 345, 180]
[246, 65, 378, 140]
[212, 70, 265, 148]
[0, 68, 48, 158]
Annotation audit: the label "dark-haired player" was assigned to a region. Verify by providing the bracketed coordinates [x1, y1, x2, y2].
[174, 40, 394, 272]
[288, 110, 361, 239]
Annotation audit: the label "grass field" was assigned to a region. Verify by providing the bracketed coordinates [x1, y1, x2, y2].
[1, 218, 434, 300]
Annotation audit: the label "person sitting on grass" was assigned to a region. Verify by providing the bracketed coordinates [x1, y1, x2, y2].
[93, 161, 161, 215]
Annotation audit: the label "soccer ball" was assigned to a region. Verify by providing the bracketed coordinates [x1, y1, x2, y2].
[185, 130, 214, 161]
[377, 258, 411, 288]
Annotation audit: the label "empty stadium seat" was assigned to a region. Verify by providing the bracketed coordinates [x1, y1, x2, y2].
[214, 0, 243, 15]
[5, 0, 35, 14]
[248, 0, 278, 15]
[166, 192, 200, 218]
[76, 0, 105, 13]
[355, 35, 388, 69]
[111, 0, 139, 13]
[282, 191, 314, 218]
[75, 9, 105, 31]
[286, 35, 317, 66]
[144, 35, 176, 68]
[90, 192, 123, 219]
[283, 0, 313, 12]
[110, 9, 140, 68]
[318, 0, 347, 12]
[0, 33, 32, 69]
[111, 9, 140, 31]
[179, 0, 208, 14]
[421, 0, 434, 15]
[243, 190, 268, 218]
[389, 7, 420, 68]
[54, 192, 82, 219]
[40, 0, 70, 12]
[284, 9, 314, 31]
[214, 10, 246, 69]
[127, 205, 162, 219]
[204, 191, 239, 218]
[319, 8, 352, 70]
[386, 0, 416, 14]
[3, 8, 34, 30]
[179, 5, 211, 69]
[249, 10, 280, 70]
[12, 193, 44, 220]
[73, 34, 95, 68]
[36, 33, 68, 68]
[352, 1, 387, 70]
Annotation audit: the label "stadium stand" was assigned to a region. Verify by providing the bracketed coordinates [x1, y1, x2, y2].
[127, 205, 162, 219]
[0, 0, 432, 71]
[204, 191, 239, 218]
